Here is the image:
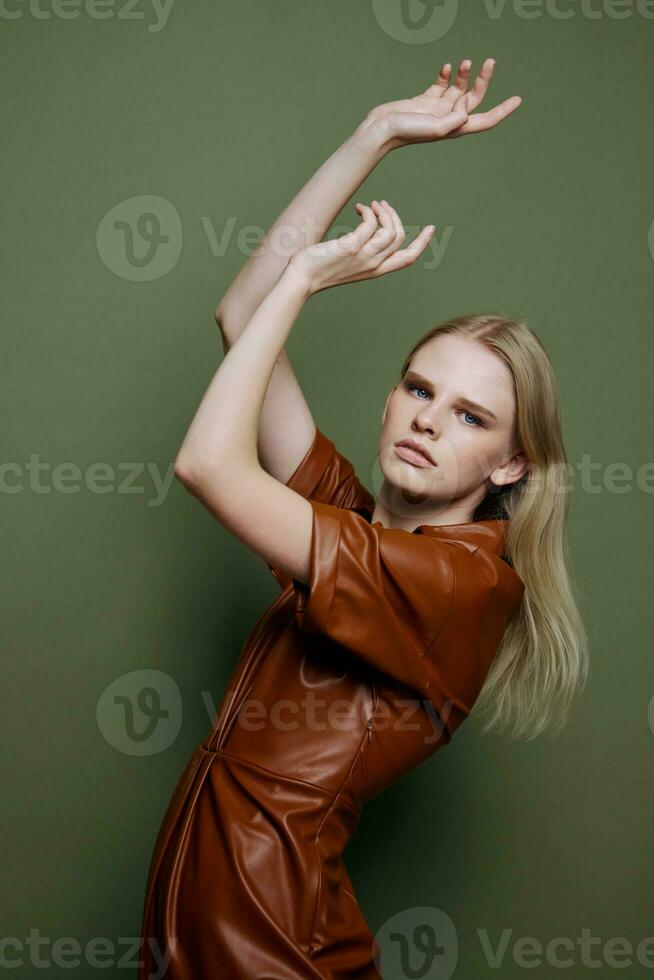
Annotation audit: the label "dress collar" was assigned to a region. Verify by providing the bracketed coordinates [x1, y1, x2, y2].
[415, 518, 509, 556]
[352, 505, 510, 557]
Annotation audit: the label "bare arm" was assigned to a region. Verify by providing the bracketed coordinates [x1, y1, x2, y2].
[215, 58, 520, 483]
[175, 205, 434, 584]
[216, 117, 391, 484]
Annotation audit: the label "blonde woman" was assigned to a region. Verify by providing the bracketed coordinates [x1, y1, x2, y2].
[138, 59, 588, 979]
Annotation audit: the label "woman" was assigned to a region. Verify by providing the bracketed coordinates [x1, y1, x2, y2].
[138, 59, 588, 979]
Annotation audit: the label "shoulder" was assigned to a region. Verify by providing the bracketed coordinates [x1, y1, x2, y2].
[292, 504, 524, 723]
[415, 519, 524, 612]
[308, 504, 524, 639]
[285, 427, 374, 513]
[372, 519, 523, 601]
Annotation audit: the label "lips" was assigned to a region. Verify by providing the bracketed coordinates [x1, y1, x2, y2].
[394, 439, 436, 467]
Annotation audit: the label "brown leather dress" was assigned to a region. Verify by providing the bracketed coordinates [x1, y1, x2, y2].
[138, 427, 525, 979]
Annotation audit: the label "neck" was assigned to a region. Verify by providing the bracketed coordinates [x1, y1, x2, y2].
[370, 481, 487, 531]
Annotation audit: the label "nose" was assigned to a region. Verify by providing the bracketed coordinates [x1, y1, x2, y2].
[413, 402, 440, 438]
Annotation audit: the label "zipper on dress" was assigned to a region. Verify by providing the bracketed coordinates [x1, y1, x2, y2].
[366, 682, 378, 744]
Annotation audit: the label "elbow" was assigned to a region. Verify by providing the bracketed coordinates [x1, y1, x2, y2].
[174, 454, 230, 500]
[174, 454, 202, 488]
[215, 302, 232, 330]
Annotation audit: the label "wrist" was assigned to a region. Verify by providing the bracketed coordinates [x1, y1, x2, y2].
[351, 115, 394, 161]
[283, 256, 315, 301]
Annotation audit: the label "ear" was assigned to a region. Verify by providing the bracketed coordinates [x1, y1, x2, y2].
[489, 449, 530, 488]
[381, 385, 397, 427]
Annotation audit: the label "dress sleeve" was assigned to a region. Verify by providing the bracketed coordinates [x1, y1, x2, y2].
[266, 427, 375, 588]
[291, 500, 525, 742]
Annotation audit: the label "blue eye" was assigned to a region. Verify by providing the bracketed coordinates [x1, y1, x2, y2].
[407, 383, 430, 399]
[461, 411, 483, 427]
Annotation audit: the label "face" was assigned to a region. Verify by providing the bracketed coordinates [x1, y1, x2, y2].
[378, 332, 529, 519]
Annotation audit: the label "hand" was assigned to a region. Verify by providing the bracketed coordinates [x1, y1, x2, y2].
[288, 200, 434, 295]
[363, 57, 522, 151]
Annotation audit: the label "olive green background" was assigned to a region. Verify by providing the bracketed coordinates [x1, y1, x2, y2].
[3, 0, 653, 977]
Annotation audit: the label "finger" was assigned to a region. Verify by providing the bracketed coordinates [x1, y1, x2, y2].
[363, 201, 398, 257]
[463, 57, 495, 113]
[453, 58, 472, 93]
[332, 204, 373, 257]
[442, 58, 472, 102]
[370, 200, 406, 261]
[454, 95, 522, 136]
[376, 225, 435, 275]
[354, 201, 375, 221]
[422, 61, 452, 96]
[379, 200, 406, 250]
[348, 202, 379, 248]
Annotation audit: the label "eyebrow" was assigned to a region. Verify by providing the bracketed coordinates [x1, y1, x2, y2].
[403, 370, 499, 423]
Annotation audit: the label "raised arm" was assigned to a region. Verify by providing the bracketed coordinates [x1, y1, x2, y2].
[215, 118, 391, 484]
[214, 58, 521, 484]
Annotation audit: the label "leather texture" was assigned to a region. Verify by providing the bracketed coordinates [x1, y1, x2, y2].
[138, 427, 525, 979]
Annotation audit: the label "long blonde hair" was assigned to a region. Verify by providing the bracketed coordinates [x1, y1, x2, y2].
[400, 313, 589, 741]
